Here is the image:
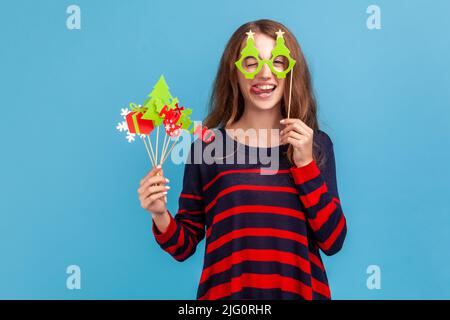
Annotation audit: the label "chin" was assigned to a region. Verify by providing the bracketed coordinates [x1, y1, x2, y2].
[247, 89, 283, 111]
[251, 100, 279, 110]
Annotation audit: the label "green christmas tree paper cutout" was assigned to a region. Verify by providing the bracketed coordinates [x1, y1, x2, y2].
[270, 29, 296, 78]
[235, 30, 261, 78]
[149, 75, 172, 104]
[166, 97, 179, 111]
[272, 30, 290, 57]
[177, 108, 193, 133]
[142, 75, 173, 125]
[240, 30, 259, 59]
[141, 100, 163, 126]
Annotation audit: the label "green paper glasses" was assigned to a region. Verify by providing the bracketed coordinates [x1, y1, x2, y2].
[236, 55, 295, 79]
[235, 29, 296, 79]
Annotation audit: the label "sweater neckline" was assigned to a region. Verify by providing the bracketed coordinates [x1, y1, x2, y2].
[218, 127, 289, 152]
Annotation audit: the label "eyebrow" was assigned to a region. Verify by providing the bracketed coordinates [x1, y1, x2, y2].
[249, 52, 276, 60]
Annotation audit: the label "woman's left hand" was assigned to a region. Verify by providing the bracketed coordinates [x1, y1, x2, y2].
[280, 118, 314, 168]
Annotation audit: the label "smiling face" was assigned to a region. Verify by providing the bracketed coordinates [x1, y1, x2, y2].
[237, 32, 286, 112]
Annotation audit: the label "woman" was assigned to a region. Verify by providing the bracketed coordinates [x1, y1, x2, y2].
[138, 19, 347, 300]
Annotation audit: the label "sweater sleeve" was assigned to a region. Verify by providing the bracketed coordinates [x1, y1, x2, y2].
[289, 131, 347, 256]
[151, 142, 205, 262]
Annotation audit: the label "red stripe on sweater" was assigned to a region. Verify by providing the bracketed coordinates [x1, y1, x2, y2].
[320, 215, 346, 251]
[206, 227, 211, 239]
[206, 185, 298, 213]
[290, 160, 321, 184]
[152, 211, 177, 244]
[181, 219, 203, 231]
[178, 209, 203, 215]
[200, 249, 311, 284]
[206, 227, 309, 254]
[183, 224, 198, 239]
[212, 205, 305, 229]
[204, 169, 290, 192]
[175, 233, 193, 261]
[198, 273, 313, 300]
[308, 252, 325, 272]
[166, 225, 185, 254]
[311, 277, 331, 299]
[181, 193, 203, 200]
[308, 200, 338, 231]
[205, 204, 306, 241]
[299, 183, 328, 208]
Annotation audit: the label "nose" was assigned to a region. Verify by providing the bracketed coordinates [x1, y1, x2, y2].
[258, 62, 272, 79]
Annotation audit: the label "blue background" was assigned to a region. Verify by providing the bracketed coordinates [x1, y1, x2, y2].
[1, 0, 449, 299]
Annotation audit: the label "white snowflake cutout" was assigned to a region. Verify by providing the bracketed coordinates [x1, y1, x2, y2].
[121, 108, 130, 118]
[116, 121, 128, 132]
[126, 132, 136, 143]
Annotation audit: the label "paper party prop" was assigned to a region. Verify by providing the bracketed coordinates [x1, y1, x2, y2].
[160, 103, 184, 137]
[235, 29, 296, 119]
[126, 103, 155, 134]
[115, 75, 198, 168]
[193, 124, 215, 143]
[235, 29, 296, 79]
[141, 75, 174, 126]
[179, 108, 193, 132]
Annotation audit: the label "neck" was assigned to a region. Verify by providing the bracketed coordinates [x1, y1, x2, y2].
[225, 102, 284, 148]
[234, 103, 284, 131]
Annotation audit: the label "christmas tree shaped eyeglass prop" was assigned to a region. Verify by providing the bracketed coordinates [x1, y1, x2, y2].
[235, 30, 296, 80]
[235, 29, 296, 119]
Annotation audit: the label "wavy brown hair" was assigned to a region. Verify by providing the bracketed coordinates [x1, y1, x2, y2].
[204, 19, 324, 167]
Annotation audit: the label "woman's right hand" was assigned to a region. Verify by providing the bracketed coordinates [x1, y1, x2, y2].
[138, 165, 170, 215]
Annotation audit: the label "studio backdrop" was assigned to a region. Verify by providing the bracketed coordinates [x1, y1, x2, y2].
[1, 0, 449, 299]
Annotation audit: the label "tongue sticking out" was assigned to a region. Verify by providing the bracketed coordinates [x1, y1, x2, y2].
[251, 86, 276, 95]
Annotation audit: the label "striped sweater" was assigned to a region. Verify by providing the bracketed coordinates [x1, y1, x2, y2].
[152, 127, 347, 300]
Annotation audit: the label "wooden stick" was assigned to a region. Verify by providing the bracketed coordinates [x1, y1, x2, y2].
[155, 126, 160, 166]
[161, 137, 173, 165]
[287, 68, 294, 119]
[162, 136, 180, 165]
[160, 133, 168, 165]
[163, 134, 172, 163]
[159, 132, 168, 164]
[146, 134, 156, 166]
[152, 128, 167, 204]
[141, 136, 155, 167]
